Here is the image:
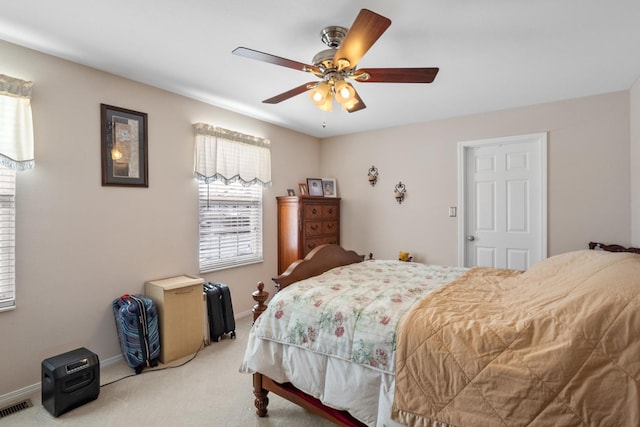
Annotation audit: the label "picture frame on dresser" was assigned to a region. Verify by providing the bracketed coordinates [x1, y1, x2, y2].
[298, 183, 308, 197]
[307, 178, 324, 197]
[322, 178, 337, 197]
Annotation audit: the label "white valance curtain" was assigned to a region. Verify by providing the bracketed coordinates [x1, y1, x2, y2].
[0, 74, 34, 170]
[193, 123, 271, 186]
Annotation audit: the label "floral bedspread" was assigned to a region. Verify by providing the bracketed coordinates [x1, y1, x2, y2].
[254, 260, 468, 374]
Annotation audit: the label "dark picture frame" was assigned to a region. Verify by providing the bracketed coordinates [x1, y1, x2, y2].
[101, 103, 148, 187]
[287, 188, 296, 196]
[307, 178, 324, 197]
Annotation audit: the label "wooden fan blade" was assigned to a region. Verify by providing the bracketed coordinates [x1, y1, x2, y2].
[263, 82, 316, 104]
[356, 67, 440, 83]
[233, 47, 320, 74]
[334, 9, 391, 70]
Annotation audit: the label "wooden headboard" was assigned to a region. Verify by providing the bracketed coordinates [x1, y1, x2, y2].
[588, 242, 640, 254]
[272, 244, 363, 290]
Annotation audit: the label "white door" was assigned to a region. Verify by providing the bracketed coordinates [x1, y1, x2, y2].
[457, 133, 547, 270]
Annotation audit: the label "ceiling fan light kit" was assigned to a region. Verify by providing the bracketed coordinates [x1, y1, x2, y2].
[232, 9, 439, 114]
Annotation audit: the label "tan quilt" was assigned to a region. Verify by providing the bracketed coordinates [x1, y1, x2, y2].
[392, 250, 640, 426]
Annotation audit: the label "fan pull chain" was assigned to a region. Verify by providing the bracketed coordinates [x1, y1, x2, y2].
[322, 111, 327, 128]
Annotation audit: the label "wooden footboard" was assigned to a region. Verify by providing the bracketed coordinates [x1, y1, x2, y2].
[250, 244, 367, 427]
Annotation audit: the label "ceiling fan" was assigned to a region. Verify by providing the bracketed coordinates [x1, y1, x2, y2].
[232, 9, 439, 113]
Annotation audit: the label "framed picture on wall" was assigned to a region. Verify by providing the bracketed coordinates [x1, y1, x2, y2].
[321, 178, 337, 197]
[100, 103, 148, 187]
[307, 178, 324, 197]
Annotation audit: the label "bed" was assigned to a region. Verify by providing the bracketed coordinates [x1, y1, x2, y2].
[239, 243, 640, 426]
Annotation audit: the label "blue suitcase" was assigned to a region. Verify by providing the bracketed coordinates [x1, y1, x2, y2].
[112, 294, 160, 373]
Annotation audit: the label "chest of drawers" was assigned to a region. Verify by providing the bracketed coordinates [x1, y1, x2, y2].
[276, 196, 340, 274]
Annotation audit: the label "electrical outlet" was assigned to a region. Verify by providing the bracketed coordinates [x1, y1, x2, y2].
[448, 207, 457, 217]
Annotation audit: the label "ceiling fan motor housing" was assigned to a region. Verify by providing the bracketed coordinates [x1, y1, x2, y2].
[320, 26, 348, 48]
[312, 49, 337, 70]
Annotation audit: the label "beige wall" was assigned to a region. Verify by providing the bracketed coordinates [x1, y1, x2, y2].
[321, 92, 631, 265]
[631, 77, 640, 246]
[0, 40, 320, 397]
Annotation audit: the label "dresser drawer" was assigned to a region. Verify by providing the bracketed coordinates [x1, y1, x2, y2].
[303, 236, 339, 254]
[304, 221, 323, 236]
[304, 205, 323, 219]
[322, 205, 338, 218]
[323, 221, 338, 234]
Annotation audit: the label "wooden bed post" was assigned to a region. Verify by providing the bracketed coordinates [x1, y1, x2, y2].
[253, 373, 269, 417]
[251, 281, 270, 416]
[252, 281, 269, 322]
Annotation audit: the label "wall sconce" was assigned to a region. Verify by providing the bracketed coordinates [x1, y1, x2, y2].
[394, 182, 406, 204]
[368, 165, 378, 187]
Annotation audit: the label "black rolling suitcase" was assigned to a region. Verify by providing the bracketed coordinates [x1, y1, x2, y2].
[203, 283, 236, 342]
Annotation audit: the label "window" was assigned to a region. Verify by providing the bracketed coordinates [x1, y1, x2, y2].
[193, 123, 271, 272]
[199, 180, 263, 272]
[0, 167, 16, 311]
[0, 74, 34, 312]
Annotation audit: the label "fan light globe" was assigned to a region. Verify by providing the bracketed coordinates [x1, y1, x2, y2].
[334, 80, 355, 104]
[309, 82, 333, 111]
[319, 93, 333, 112]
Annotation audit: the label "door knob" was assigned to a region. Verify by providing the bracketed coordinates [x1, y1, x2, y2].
[467, 235, 475, 241]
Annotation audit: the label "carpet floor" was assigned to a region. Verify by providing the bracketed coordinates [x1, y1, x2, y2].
[2, 315, 335, 426]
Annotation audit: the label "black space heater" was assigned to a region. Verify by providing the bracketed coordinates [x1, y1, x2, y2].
[41, 347, 100, 417]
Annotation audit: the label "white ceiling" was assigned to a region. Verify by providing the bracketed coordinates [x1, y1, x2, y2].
[2, 1, 640, 138]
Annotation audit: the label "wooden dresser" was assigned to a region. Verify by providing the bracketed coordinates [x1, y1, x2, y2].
[276, 196, 340, 274]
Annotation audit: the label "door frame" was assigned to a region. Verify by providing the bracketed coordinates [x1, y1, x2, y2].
[456, 132, 548, 267]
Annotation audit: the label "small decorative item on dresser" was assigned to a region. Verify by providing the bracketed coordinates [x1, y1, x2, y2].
[368, 165, 378, 186]
[394, 182, 406, 204]
[307, 178, 324, 197]
[298, 182, 308, 196]
[287, 189, 296, 196]
[322, 178, 337, 197]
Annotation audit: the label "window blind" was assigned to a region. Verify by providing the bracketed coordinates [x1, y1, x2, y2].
[0, 168, 16, 311]
[199, 180, 263, 272]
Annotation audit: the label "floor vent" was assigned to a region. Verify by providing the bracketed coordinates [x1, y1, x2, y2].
[0, 399, 33, 418]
